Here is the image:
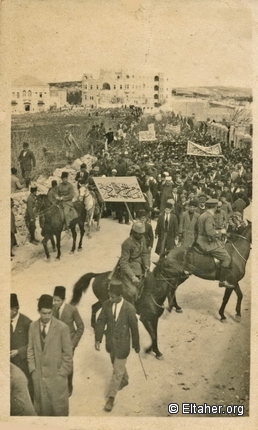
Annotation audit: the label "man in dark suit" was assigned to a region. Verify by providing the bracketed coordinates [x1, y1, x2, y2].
[18, 142, 36, 188]
[27, 294, 73, 416]
[10, 293, 33, 400]
[52, 286, 84, 396]
[25, 186, 39, 245]
[155, 199, 179, 256]
[95, 280, 140, 412]
[75, 163, 89, 190]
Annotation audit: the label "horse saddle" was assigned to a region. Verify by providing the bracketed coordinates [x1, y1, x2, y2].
[184, 245, 220, 278]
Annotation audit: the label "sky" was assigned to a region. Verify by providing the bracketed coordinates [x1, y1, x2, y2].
[3, 0, 255, 88]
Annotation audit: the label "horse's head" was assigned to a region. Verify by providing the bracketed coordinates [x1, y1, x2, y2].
[79, 185, 90, 201]
[35, 194, 48, 213]
[155, 257, 183, 277]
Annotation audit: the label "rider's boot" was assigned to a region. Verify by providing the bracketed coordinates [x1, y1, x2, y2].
[219, 266, 235, 288]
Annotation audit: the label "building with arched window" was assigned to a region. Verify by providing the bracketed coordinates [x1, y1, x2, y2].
[11, 76, 50, 113]
[82, 69, 170, 108]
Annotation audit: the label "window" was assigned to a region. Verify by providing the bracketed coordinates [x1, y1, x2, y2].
[125, 84, 129, 90]
[28, 90, 32, 97]
[154, 94, 159, 99]
[143, 84, 145, 88]
[22, 90, 26, 97]
[90, 85, 93, 90]
[154, 76, 159, 81]
[12, 92, 15, 97]
[154, 85, 159, 91]
[35, 92, 38, 94]
[96, 85, 99, 90]
[85, 95, 87, 100]
[39, 92, 43, 98]
[120, 85, 122, 89]
[44, 92, 47, 94]
[17, 92, 19, 98]
[85, 85, 88, 90]
[117, 75, 120, 79]
[114, 85, 116, 89]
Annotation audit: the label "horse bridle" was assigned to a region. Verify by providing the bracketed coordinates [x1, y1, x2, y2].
[151, 270, 180, 310]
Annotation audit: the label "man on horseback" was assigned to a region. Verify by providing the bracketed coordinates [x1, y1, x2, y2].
[196, 198, 234, 288]
[56, 172, 78, 231]
[118, 221, 150, 303]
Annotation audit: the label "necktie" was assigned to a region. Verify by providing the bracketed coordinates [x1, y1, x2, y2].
[56, 308, 60, 319]
[113, 304, 117, 321]
[165, 215, 168, 232]
[42, 324, 47, 339]
[11, 320, 13, 334]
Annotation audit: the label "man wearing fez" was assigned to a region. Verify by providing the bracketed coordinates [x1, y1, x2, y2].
[27, 294, 73, 416]
[196, 199, 234, 288]
[25, 186, 39, 245]
[56, 171, 78, 231]
[52, 286, 84, 396]
[155, 199, 179, 256]
[75, 163, 89, 190]
[10, 294, 33, 400]
[95, 280, 140, 412]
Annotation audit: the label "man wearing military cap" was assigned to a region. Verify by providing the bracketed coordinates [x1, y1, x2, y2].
[52, 286, 84, 396]
[118, 221, 150, 302]
[95, 279, 140, 412]
[56, 172, 78, 231]
[27, 294, 73, 416]
[196, 199, 234, 288]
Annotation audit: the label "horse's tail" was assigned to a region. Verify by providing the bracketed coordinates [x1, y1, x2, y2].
[70, 272, 99, 305]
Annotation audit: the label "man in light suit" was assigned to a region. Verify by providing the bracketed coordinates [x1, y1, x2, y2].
[10, 293, 33, 400]
[155, 199, 179, 256]
[52, 286, 84, 396]
[178, 200, 200, 248]
[95, 280, 140, 412]
[27, 294, 73, 416]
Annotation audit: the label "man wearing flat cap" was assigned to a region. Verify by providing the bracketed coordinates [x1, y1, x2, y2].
[52, 286, 84, 396]
[10, 294, 33, 400]
[118, 221, 150, 303]
[56, 172, 78, 231]
[95, 279, 140, 412]
[196, 199, 234, 288]
[25, 186, 39, 245]
[27, 294, 73, 416]
[155, 199, 179, 256]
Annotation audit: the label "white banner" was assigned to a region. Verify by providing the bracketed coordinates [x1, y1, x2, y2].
[165, 124, 181, 134]
[187, 140, 223, 157]
[139, 123, 156, 141]
[93, 176, 145, 202]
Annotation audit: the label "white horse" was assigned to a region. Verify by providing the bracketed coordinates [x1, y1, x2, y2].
[79, 185, 101, 238]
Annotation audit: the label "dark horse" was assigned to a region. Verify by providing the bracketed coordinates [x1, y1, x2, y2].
[36, 194, 86, 259]
[165, 223, 252, 321]
[70, 260, 178, 359]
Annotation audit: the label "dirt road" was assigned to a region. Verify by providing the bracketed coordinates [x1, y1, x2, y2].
[11, 218, 251, 418]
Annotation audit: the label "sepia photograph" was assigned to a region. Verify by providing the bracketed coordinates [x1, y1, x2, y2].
[1, 0, 257, 429]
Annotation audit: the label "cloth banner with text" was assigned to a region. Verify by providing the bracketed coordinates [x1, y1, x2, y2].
[187, 140, 223, 157]
[165, 124, 181, 134]
[93, 176, 145, 202]
[139, 123, 156, 141]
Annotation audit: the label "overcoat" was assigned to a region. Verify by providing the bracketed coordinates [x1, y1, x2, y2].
[196, 211, 221, 252]
[179, 211, 200, 247]
[52, 303, 84, 349]
[11, 313, 32, 378]
[27, 317, 73, 416]
[95, 299, 140, 359]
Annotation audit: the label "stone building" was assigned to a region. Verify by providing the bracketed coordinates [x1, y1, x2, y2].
[11, 76, 50, 114]
[81, 69, 170, 108]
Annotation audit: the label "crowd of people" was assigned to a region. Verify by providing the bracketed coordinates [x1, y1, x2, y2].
[11, 108, 252, 415]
